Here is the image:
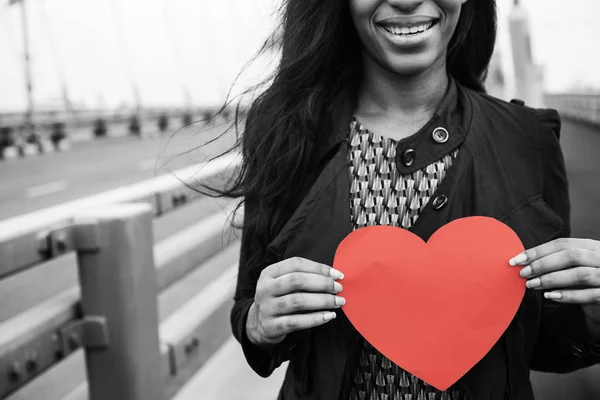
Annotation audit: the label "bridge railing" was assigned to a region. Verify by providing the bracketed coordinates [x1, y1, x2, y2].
[0, 107, 233, 129]
[544, 93, 600, 126]
[0, 107, 243, 160]
[0, 153, 242, 400]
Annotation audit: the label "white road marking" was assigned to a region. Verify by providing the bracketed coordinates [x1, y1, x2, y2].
[26, 181, 68, 198]
[138, 158, 157, 171]
[0, 153, 240, 240]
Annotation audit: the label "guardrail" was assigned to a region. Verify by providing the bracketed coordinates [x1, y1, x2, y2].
[544, 93, 600, 126]
[0, 153, 242, 399]
[0, 108, 208, 127]
[0, 107, 242, 160]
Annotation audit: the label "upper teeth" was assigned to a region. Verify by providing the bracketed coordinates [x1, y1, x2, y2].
[383, 22, 433, 36]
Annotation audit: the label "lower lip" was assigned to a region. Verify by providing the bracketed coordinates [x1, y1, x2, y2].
[377, 22, 437, 47]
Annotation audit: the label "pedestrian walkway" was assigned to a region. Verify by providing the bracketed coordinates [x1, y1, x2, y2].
[173, 336, 287, 400]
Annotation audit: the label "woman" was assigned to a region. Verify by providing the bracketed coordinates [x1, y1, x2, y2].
[222, 0, 600, 399]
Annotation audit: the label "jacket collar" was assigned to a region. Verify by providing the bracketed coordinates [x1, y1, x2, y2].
[314, 75, 469, 173]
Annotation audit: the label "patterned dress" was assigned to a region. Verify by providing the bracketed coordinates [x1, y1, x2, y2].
[347, 117, 466, 400]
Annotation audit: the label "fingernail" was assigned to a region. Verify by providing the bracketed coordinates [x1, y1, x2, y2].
[520, 266, 533, 278]
[323, 311, 337, 322]
[330, 268, 344, 280]
[545, 292, 562, 300]
[510, 253, 528, 266]
[335, 296, 346, 307]
[526, 278, 541, 289]
[334, 282, 343, 293]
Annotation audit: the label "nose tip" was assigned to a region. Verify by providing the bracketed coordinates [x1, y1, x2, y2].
[388, 0, 425, 13]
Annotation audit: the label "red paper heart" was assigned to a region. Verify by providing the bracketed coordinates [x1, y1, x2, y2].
[333, 216, 526, 391]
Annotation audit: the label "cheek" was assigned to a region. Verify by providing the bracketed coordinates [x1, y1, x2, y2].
[436, 0, 466, 21]
[435, 0, 467, 9]
[348, 2, 377, 53]
[436, 0, 465, 39]
[348, 0, 378, 32]
[348, 0, 367, 19]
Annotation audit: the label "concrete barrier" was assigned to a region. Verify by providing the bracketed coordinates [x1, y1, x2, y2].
[0, 154, 243, 399]
[544, 93, 600, 127]
[0, 107, 242, 161]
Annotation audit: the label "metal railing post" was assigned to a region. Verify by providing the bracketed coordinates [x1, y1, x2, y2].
[73, 203, 162, 400]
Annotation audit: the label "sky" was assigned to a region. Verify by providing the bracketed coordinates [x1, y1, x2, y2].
[0, 0, 599, 112]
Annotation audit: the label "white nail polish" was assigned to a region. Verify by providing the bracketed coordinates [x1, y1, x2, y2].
[323, 312, 336, 321]
[330, 269, 344, 280]
[334, 282, 343, 293]
[544, 292, 562, 300]
[510, 253, 528, 266]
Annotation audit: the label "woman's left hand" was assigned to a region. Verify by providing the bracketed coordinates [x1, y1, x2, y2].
[509, 238, 600, 331]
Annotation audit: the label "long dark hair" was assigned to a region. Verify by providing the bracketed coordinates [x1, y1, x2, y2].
[201, 0, 497, 265]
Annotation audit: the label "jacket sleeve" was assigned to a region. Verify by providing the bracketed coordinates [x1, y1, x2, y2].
[530, 108, 600, 372]
[230, 198, 298, 378]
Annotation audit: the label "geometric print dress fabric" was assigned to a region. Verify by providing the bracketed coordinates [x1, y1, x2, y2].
[347, 118, 466, 400]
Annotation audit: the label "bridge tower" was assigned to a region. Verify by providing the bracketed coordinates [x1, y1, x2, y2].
[9, 0, 36, 142]
[508, 0, 544, 106]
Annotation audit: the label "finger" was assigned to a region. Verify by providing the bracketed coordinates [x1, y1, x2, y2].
[544, 288, 600, 305]
[269, 272, 342, 296]
[510, 238, 598, 266]
[520, 248, 600, 279]
[265, 257, 344, 280]
[525, 266, 600, 290]
[261, 311, 338, 339]
[267, 293, 345, 316]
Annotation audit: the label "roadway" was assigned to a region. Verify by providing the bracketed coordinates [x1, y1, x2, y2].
[0, 118, 599, 399]
[0, 121, 236, 220]
[0, 120, 237, 322]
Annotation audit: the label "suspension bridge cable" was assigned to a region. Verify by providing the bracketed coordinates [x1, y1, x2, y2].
[107, 0, 142, 111]
[197, 1, 228, 103]
[36, 0, 73, 113]
[162, 0, 193, 109]
[0, 4, 23, 61]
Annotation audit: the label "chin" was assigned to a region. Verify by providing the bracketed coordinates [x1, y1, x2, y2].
[383, 53, 438, 76]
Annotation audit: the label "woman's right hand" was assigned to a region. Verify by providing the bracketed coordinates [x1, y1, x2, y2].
[246, 257, 346, 346]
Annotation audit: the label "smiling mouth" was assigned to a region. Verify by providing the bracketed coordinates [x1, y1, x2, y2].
[379, 20, 438, 36]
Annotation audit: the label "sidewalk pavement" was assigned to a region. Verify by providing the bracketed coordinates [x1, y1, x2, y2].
[173, 336, 287, 400]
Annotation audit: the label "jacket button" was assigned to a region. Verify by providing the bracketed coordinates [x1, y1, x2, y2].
[432, 195, 448, 210]
[402, 148, 415, 166]
[432, 127, 449, 143]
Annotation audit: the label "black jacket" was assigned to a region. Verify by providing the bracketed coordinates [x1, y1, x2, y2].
[231, 80, 600, 400]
